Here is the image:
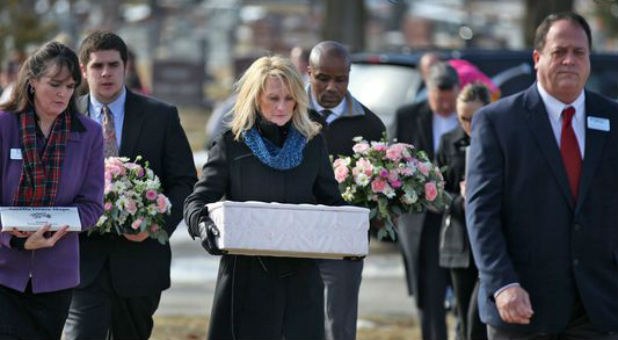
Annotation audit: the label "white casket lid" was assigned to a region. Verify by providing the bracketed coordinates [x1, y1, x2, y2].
[206, 200, 370, 259]
[207, 200, 369, 213]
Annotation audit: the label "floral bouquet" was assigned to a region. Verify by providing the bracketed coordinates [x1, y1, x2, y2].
[332, 137, 449, 240]
[90, 156, 172, 244]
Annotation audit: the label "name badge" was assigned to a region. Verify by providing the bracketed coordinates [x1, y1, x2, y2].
[10, 148, 22, 160]
[587, 116, 610, 132]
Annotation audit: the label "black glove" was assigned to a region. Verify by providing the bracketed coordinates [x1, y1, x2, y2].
[188, 211, 224, 256]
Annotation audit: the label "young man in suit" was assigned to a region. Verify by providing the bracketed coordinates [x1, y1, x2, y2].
[307, 41, 385, 340]
[466, 12, 618, 339]
[63, 32, 197, 340]
[394, 62, 460, 340]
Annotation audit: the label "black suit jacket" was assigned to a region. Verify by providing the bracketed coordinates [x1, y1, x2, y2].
[308, 106, 385, 158]
[436, 126, 472, 268]
[78, 89, 197, 296]
[466, 84, 618, 332]
[394, 100, 444, 299]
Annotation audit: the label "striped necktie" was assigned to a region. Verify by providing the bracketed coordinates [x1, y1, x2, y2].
[101, 105, 119, 157]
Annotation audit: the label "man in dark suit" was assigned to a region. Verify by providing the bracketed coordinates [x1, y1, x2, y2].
[306, 41, 385, 340]
[395, 62, 460, 340]
[466, 12, 618, 339]
[63, 32, 197, 340]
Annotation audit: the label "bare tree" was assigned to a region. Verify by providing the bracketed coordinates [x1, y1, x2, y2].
[524, 0, 574, 48]
[0, 0, 57, 59]
[322, 0, 366, 52]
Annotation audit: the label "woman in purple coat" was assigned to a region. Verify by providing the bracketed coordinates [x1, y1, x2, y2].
[0, 41, 104, 339]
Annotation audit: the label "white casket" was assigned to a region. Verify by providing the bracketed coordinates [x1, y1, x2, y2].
[206, 201, 370, 259]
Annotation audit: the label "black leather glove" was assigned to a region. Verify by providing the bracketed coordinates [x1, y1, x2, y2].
[188, 210, 224, 255]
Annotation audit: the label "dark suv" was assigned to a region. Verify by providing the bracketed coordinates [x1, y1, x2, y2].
[348, 49, 618, 137]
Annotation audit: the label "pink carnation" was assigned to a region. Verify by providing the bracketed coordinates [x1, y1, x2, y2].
[126, 199, 137, 215]
[157, 194, 169, 213]
[398, 166, 414, 176]
[104, 202, 113, 211]
[372, 143, 387, 152]
[334, 165, 349, 183]
[425, 181, 438, 201]
[108, 164, 123, 177]
[388, 170, 399, 183]
[355, 158, 373, 177]
[391, 179, 403, 189]
[127, 163, 145, 177]
[352, 142, 371, 155]
[146, 189, 158, 201]
[131, 218, 143, 230]
[371, 178, 387, 193]
[418, 162, 430, 176]
[385, 144, 405, 162]
[333, 158, 347, 169]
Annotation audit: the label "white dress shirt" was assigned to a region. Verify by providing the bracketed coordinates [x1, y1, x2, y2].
[432, 112, 459, 154]
[310, 94, 346, 125]
[537, 82, 586, 158]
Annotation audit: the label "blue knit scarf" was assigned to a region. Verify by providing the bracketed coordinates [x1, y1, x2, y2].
[242, 125, 306, 170]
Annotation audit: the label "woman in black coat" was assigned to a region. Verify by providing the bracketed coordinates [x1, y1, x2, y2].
[183, 56, 345, 340]
[436, 83, 490, 340]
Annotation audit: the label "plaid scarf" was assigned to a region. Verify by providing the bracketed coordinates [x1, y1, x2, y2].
[13, 109, 72, 206]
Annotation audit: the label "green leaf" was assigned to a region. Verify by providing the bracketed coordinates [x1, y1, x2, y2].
[386, 224, 396, 240]
[157, 233, 169, 245]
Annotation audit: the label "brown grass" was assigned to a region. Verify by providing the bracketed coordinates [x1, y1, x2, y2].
[151, 314, 420, 340]
[177, 107, 211, 152]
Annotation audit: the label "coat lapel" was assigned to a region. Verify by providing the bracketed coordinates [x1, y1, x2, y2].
[119, 89, 146, 158]
[575, 91, 609, 214]
[524, 85, 574, 209]
[418, 103, 435, 160]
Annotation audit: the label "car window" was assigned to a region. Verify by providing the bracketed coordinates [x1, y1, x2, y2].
[349, 64, 422, 138]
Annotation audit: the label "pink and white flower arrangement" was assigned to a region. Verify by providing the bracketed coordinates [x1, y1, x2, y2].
[90, 156, 171, 244]
[333, 137, 449, 239]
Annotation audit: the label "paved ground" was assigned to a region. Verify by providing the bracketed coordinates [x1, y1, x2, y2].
[155, 222, 417, 320]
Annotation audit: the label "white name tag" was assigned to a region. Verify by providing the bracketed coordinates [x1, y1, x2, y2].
[10, 148, 22, 160]
[587, 116, 610, 132]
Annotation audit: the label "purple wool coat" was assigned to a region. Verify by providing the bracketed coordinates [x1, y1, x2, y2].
[0, 110, 104, 293]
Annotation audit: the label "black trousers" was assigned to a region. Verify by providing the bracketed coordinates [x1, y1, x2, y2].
[63, 262, 161, 340]
[0, 281, 72, 340]
[451, 266, 487, 340]
[417, 214, 450, 340]
[487, 294, 618, 340]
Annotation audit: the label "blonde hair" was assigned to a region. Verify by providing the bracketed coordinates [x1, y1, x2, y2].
[457, 82, 490, 105]
[230, 55, 321, 141]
